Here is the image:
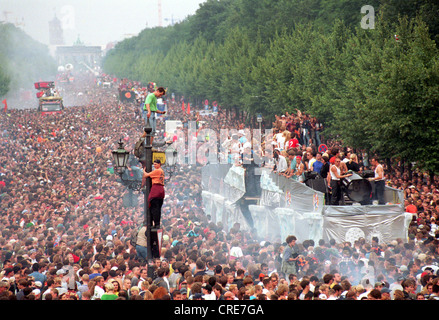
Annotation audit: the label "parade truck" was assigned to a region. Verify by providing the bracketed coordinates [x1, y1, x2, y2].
[34, 81, 64, 115]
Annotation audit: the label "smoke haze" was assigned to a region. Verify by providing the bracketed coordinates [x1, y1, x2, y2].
[2, 0, 206, 46]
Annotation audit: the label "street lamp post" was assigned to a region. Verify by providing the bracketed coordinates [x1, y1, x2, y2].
[143, 120, 153, 261]
[112, 120, 178, 263]
[111, 132, 153, 261]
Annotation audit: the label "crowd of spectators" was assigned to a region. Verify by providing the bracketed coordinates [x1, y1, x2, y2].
[0, 76, 438, 301]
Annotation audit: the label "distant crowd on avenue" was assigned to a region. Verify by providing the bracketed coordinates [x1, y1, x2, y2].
[0, 76, 438, 301]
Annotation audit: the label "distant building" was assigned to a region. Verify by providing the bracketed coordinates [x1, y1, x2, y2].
[55, 36, 102, 70]
[49, 15, 64, 45]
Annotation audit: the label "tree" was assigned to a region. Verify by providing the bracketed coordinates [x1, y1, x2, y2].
[0, 54, 10, 97]
[186, 0, 235, 43]
[335, 16, 439, 174]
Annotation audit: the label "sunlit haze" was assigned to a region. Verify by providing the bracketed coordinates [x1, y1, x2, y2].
[1, 0, 206, 46]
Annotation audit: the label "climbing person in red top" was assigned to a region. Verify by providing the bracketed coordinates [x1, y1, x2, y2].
[143, 159, 165, 229]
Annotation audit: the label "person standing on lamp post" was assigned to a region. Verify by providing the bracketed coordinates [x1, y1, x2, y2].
[144, 87, 166, 144]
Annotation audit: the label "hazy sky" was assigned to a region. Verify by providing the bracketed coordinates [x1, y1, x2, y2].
[1, 0, 206, 46]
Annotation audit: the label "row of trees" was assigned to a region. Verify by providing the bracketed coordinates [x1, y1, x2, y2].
[103, 0, 439, 175]
[0, 22, 57, 97]
[0, 54, 9, 98]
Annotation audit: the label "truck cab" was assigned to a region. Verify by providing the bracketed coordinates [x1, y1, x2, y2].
[38, 96, 64, 115]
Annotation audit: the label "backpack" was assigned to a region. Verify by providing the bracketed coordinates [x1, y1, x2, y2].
[134, 137, 145, 159]
[130, 225, 142, 246]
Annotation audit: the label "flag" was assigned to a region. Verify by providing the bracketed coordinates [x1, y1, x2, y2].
[182, 102, 185, 112]
[119, 90, 135, 102]
[187, 102, 191, 114]
[2, 99, 7, 113]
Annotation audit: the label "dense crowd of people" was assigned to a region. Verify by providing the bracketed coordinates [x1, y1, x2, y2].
[0, 75, 438, 302]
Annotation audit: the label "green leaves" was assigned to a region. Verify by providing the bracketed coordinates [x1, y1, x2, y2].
[339, 15, 439, 173]
[0, 53, 11, 97]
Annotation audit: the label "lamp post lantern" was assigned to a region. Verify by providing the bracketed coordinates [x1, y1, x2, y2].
[112, 139, 130, 174]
